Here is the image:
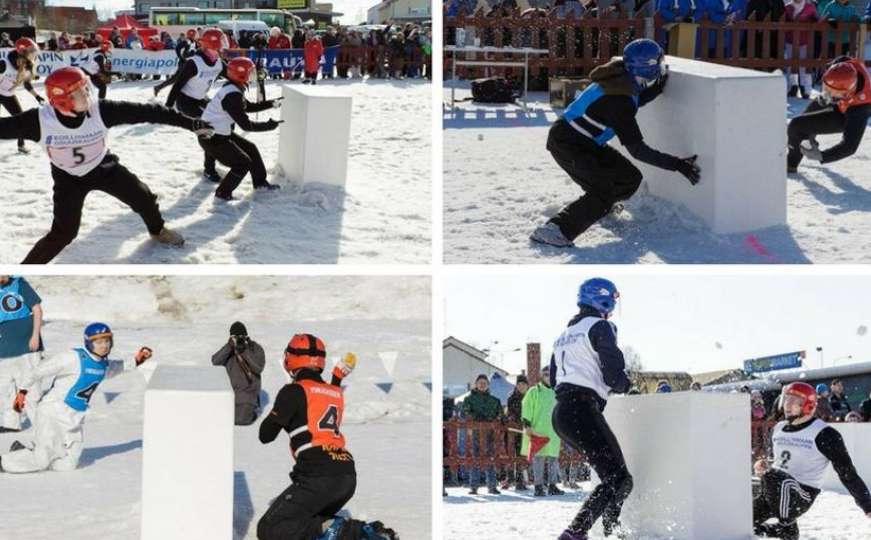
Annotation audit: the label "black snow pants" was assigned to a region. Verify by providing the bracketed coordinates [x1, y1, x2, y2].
[786, 99, 846, 169]
[175, 93, 217, 176]
[22, 156, 164, 264]
[546, 119, 643, 241]
[198, 132, 268, 198]
[753, 468, 819, 540]
[257, 472, 357, 540]
[0, 94, 24, 148]
[552, 384, 633, 535]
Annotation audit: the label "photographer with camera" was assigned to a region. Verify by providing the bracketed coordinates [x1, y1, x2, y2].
[211, 321, 266, 426]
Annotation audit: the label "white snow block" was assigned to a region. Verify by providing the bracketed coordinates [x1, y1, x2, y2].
[278, 84, 352, 188]
[821, 424, 871, 493]
[141, 366, 234, 540]
[603, 392, 752, 539]
[632, 56, 786, 234]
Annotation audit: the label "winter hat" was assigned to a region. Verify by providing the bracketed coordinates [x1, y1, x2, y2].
[516, 375, 529, 385]
[475, 374, 489, 383]
[229, 321, 248, 337]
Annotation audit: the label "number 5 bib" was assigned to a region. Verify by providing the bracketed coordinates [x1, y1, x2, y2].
[38, 98, 109, 177]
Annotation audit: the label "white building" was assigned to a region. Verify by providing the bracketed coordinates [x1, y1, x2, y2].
[443, 336, 509, 397]
[366, 0, 430, 24]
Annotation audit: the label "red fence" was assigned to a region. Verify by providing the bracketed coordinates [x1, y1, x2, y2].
[444, 11, 869, 81]
[443, 419, 586, 475]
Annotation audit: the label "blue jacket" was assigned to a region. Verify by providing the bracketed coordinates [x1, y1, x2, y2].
[696, 0, 727, 23]
[728, 0, 748, 20]
[658, 0, 697, 21]
[821, 2, 859, 43]
[865, 0, 871, 20]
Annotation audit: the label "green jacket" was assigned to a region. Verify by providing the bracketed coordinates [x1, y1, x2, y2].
[521, 383, 560, 458]
[462, 389, 502, 421]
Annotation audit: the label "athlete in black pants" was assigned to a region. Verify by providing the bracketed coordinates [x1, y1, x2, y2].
[258, 335, 356, 540]
[0, 42, 45, 154]
[753, 382, 871, 539]
[0, 67, 212, 263]
[530, 39, 700, 248]
[787, 56, 871, 173]
[153, 30, 197, 97]
[550, 278, 631, 540]
[199, 57, 281, 200]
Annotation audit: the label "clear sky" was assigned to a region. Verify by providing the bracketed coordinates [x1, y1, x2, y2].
[445, 271, 871, 376]
[47, 0, 375, 24]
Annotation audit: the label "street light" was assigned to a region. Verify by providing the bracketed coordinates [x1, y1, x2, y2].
[816, 346, 823, 368]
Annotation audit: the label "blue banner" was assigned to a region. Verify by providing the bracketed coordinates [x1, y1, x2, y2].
[744, 351, 805, 374]
[225, 46, 341, 74]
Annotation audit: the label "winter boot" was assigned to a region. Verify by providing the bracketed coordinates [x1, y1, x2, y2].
[558, 529, 588, 540]
[202, 170, 221, 183]
[534, 485, 546, 497]
[788, 85, 799, 97]
[487, 486, 501, 495]
[514, 482, 528, 491]
[17, 144, 29, 154]
[151, 227, 185, 246]
[548, 483, 565, 495]
[254, 181, 281, 191]
[468, 487, 478, 495]
[530, 222, 574, 248]
[800, 87, 811, 99]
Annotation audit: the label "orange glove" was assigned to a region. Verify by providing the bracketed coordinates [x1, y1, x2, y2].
[12, 389, 27, 412]
[135, 346, 153, 366]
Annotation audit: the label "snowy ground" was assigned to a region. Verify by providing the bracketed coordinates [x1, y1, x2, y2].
[443, 83, 871, 264]
[1, 276, 432, 539]
[0, 78, 431, 264]
[443, 485, 871, 539]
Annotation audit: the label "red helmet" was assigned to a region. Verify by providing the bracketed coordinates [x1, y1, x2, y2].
[15, 37, 37, 55]
[823, 62, 858, 99]
[782, 382, 818, 416]
[45, 67, 89, 114]
[284, 334, 326, 374]
[186, 28, 198, 40]
[226, 56, 255, 86]
[199, 28, 225, 51]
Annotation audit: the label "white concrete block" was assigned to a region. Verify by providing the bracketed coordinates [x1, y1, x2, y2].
[632, 56, 786, 234]
[821, 423, 871, 494]
[141, 366, 235, 540]
[278, 84, 352, 188]
[603, 392, 753, 539]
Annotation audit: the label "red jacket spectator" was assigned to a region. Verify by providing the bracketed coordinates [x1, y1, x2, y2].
[304, 36, 323, 73]
[145, 37, 165, 51]
[268, 34, 291, 49]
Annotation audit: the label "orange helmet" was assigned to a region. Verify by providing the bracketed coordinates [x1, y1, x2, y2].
[782, 382, 818, 417]
[199, 28, 225, 51]
[226, 56, 255, 86]
[15, 37, 37, 55]
[45, 67, 89, 114]
[284, 333, 326, 374]
[822, 62, 858, 99]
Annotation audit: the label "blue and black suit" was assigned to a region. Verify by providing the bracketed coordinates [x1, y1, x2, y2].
[546, 60, 683, 240]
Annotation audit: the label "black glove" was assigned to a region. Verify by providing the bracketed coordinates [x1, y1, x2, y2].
[263, 119, 282, 130]
[33, 94, 45, 104]
[658, 66, 669, 92]
[232, 335, 249, 353]
[675, 154, 701, 185]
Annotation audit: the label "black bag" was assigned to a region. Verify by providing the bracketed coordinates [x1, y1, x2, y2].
[470, 77, 517, 103]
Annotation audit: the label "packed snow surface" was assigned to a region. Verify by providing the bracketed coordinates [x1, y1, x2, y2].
[0, 78, 431, 264]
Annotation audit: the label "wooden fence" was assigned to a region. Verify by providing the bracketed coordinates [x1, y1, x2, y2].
[444, 10, 869, 82]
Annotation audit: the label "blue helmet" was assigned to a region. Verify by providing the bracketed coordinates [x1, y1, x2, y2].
[623, 38, 664, 81]
[577, 278, 619, 315]
[815, 383, 829, 394]
[84, 322, 113, 356]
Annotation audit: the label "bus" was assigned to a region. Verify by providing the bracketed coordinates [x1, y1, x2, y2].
[148, 8, 300, 36]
